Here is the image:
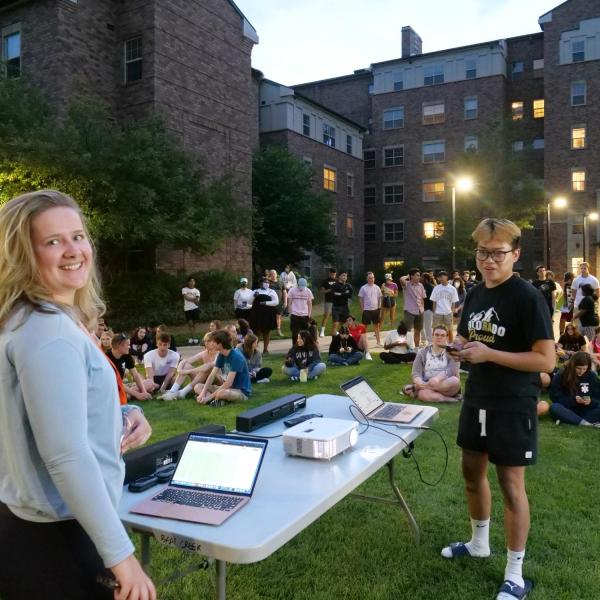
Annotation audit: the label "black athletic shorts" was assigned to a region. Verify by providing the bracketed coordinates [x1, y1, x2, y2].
[332, 305, 349, 323]
[362, 309, 381, 325]
[457, 403, 538, 466]
[185, 308, 200, 322]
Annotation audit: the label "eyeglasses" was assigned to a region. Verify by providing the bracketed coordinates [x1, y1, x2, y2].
[475, 248, 513, 262]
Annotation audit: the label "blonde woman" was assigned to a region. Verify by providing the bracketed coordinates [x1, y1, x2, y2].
[0, 191, 155, 599]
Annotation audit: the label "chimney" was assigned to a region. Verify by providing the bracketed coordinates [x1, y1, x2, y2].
[402, 26, 422, 58]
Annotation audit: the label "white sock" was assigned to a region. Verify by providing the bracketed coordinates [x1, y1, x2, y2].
[179, 384, 192, 396]
[504, 548, 525, 588]
[170, 382, 180, 393]
[465, 518, 490, 556]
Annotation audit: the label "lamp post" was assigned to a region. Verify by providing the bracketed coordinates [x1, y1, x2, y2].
[546, 196, 567, 269]
[451, 177, 474, 272]
[582, 211, 599, 263]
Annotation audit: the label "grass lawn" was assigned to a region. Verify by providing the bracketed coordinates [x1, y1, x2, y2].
[130, 351, 600, 600]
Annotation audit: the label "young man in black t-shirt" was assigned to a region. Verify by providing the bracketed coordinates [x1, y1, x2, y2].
[531, 265, 556, 317]
[330, 271, 353, 335]
[441, 219, 554, 600]
[319, 268, 337, 337]
[108, 333, 152, 401]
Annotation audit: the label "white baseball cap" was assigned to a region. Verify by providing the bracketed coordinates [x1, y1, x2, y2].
[240, 277, 248, 283]
[384, 273, 392, 279]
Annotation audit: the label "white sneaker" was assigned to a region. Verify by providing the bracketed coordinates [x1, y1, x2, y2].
[365, 352, 373, 361]
[277, 330, 284, 337]
[256, 378, 270, 384]
[193, 338, 199, 345]
[161, 391, 177, 401]
[188, 338, 194, 344]
[177, 389, 190, 399]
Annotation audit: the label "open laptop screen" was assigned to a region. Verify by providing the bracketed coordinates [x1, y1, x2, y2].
[341, 376, 384, 416]
[171, 434, 267, 496]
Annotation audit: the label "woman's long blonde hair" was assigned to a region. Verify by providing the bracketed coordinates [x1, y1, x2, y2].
[0, 190, 105, 330]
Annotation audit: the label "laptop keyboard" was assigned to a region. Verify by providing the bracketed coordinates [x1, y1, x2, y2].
[153, 488, 243, 512]
[376, 404, 403, 418]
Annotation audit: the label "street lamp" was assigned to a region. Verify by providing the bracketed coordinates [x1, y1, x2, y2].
[582, 211, 599, 263]
[546, 196, 568, 269]
[451, 177, 474, 271]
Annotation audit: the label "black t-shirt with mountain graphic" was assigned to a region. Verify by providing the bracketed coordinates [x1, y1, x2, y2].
[457, 275, 554, 411]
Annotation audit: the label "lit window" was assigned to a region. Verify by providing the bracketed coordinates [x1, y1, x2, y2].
[572, 223, 583, 235]
[124, 37, 143, 83]
[2, 26, 21, 79]
[464, 97, 478, 120]
[423, 180, 445, 202]
[423, 221, 445, 239]
[423, 102, 445, 125]
[511, 101, 524, 120]
[323, 123, 336, 148]
[572, 170, 585, 192]
[384, 146, 404, 167]
[533, 99, 545, 118]
[383, 107, 404, 129]
[572, 127, 586, 149]
[346, 134, 353, 154]
[572, 40, 585, 62]
[422, 141, 445, 163]
[364, 149, 375, 169]
[303, 114, 310, 136]
[464, 136, 478, 152]
[512, 141, 524, 152]
[346, 213, 354, 238]
[465, 59, 476, 79]
[571, 81, 586, 106]
[383, 184, 404, 204]
[533, 138, 544, 150]
[424, 64, 444, 86]
[383, 221, 404, 242]
[511, 61, 523, 80]
[384, 258, 404, 271]
[364, 186, 376, 206]
[364, 222, 376, 242]
[323, 167, 336, 192]
[346, 173, 354, 196]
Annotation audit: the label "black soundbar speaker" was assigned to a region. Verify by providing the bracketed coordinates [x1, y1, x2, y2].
[123, 423, 226, 483]
[236, 393, 307, 432]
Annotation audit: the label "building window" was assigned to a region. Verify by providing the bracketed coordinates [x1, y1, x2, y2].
[323, 166, 336, 192]
[383, 146, 404, 167]
[368, 83, 374, 95]
[423, 102, 445, 125]
[346, 134, 353, 154]
[533, 99, 545, 119]
[124, 36, 143, 83]
[572, 170, 585, 192]
[347, 173, 354, 197]
[323, 123, 336, 148]
[423, 180, 445, 202]
[464, 135, 478, 152]
[533, 138, 544, 150]
[384, 258, 405, 271]
[347, 256, 354, 277]
[423, 221, 445, 239]
[572, 126, 586, 149]
[571, 81, 586, 106]
[572, 223, 584, 235]
[331, 210, 338, 235]
[303, 114, 311, 136]
[383, 184, 404, 204]
[512, 141, 524, 152]
[511, 61, 524, 81]
[303, 155, 312, 166]
[464, 97, 478, 120]
[346, 213, 354, 238]
[364, 149, 376, 169]
[364, 186, 376, 206]
[1, 25, 21, 79]
[572, 40, 585, 63]
[422, 140, 445, 163]
[393, 77, 403, 91]
[383, 221, 404, 242]
[424, 64, 444, 86]
[301, 255, 312, 278]
[533, 58, 544, 70]
[511, 101, 524, 120]
[383, 107, 404, 129]
[465, 59, 476, 79]
[364, 222, 376, 242]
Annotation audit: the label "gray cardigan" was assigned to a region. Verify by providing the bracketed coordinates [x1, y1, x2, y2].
[411, 345, 459, 381]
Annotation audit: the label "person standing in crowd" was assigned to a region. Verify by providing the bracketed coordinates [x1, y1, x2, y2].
[430, 270, 459, 342]
[238, 333, 272, 383]
[380, 273, 398, 329]
[358, 272, 383, 346]
[462, 270, 475, 293]
[380, 322, 416, 364]
[571, 261, 599, 309]
[574, 283, 599, 341]
[441, 218, 554, 600]
[269, 269, 285, 337]
[328, 325, 363, 366]
[531, 265, 555, 319]
[233, 277, 254, 320]
[143, 332, 180, 396]
[0, 190, 155, 599]
[331, 270, 353, 335]
[250, 276, 278, 354]
[345, 314, 371, 360]
[559, 272, 574, 335]
[546, 270, 562, 315]
[182, 276, 201, 345]
[319, 267, 337, 337]
[280, 264, 297, 315]
[400, 268, 426, 348]
[453, 276, 467, 322]
[287, 277, 314, 342]
[282, 330, 327, 381]
[107, 333, 152, 401]
[549, 351, 600, 427]
[421, 272, 435, 345]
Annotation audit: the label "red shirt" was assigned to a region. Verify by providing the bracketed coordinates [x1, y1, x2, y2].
[348, 323, 366, 344]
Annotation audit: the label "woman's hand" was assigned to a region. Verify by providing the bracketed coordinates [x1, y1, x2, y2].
[110, 554, 156, 600]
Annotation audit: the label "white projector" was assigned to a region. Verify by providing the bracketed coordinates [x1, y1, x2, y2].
[282, 418, 359, 460]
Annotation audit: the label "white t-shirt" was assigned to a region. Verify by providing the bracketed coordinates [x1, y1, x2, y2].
[430, 283, 459, 315]
[384, 330, 415, 354]
[143, 349, 180, 377]
[182, 287, 200, 311]
[234, 288, 255, 311]
[572, 274, 600, 308]
[280, 271, 297, 290]
[358, 284, 382, 310]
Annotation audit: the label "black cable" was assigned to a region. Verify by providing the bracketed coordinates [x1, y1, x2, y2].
[231, 431, 284, 439]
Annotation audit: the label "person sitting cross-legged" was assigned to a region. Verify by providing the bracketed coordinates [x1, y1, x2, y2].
[328, 326, 363, 366]
[380, 321, 416, 364]
[282, 330, 327, 381]
[106, 333, 152, 401]
[238, 333, 273, 384]
[143, 332, 180, 395]
[402, 325, 461, 403]
[345, 314, 371, 360]
[195, 330, 251, 405]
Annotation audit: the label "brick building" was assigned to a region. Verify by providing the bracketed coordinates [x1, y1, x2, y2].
[257, 77, 365, 280]
[0, 0, 258, 275]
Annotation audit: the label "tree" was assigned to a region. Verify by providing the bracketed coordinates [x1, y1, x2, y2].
[252, 145, 335, 270]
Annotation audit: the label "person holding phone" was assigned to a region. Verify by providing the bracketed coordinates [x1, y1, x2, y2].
[0, 190, 155, 599]
[549, 351, 600, 427]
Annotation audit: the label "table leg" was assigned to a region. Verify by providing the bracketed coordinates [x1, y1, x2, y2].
[140, 531, 152, 572]
[216, 559, 226, 600]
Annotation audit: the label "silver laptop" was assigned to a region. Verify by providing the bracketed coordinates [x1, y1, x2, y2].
[130, 433, 268, 526]
[341, 376, 423, 423]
